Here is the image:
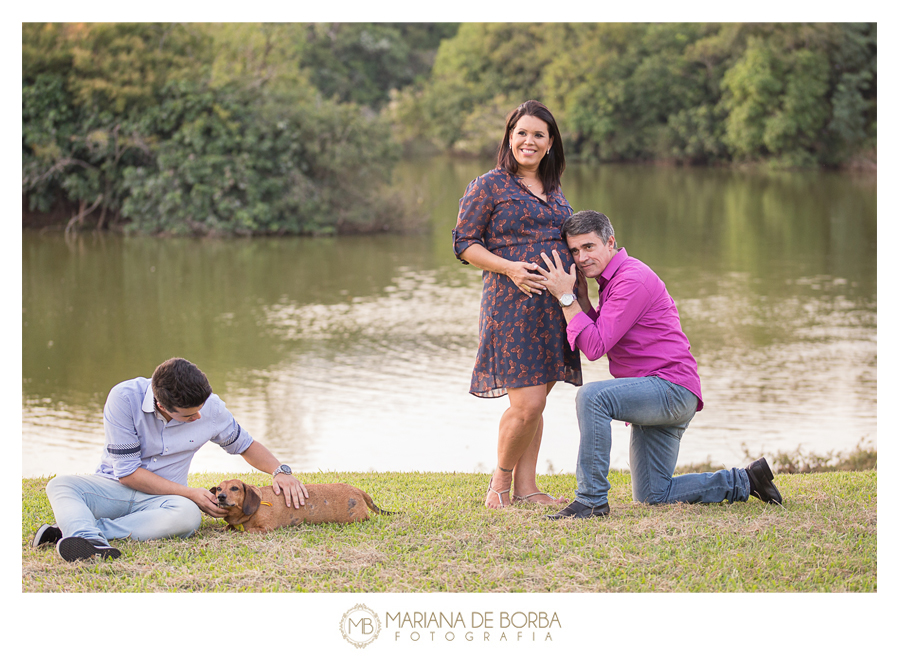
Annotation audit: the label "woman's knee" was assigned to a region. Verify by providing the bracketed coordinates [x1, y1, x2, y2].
[509, 400, 545, 426]
[508, 388, 548, 423]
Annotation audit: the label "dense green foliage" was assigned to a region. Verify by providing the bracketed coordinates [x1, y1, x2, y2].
[392, 23, 877, 167]
[21, 23, 447, 235]
[23, 22, 876, 235]
[298, 23, 458, 108]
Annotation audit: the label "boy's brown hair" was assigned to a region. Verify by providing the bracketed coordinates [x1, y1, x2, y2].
[151, 357, 212, 411]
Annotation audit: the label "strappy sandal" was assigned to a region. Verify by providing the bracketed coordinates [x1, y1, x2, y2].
[486, 476, 511, 509]
[512, 491, 567, 505]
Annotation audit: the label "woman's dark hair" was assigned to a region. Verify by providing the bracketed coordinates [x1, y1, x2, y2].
[497, 100, 566, 193]
[152, 357, 212, 411]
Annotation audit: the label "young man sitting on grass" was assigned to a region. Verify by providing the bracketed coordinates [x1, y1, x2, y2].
[535, 210, 783, 519]
[33, 357, 309, 561]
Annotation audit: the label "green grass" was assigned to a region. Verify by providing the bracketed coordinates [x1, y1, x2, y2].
[21, 469, 876, 593]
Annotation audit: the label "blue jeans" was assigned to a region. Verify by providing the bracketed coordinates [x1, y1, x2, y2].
[574, 377, 750, 507]
[46, 474, 202, 545]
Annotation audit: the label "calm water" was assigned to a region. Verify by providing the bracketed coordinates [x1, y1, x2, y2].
[21, 157, 877, 478]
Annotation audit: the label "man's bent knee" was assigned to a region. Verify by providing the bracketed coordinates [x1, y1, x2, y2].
[632, 480, 673, 506]
[574, 386, 592, 413]
[635, 491, 671, 506]
[576, 383, 614, 412]
[163, 497, 202, 539]
[576, 389, 614, 428]
[130, 496, 202, 541]
[46, 474, 79, 498]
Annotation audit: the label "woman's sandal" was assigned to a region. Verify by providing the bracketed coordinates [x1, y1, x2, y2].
[512, 491, 567, 506]
[486, 476, 511, 508]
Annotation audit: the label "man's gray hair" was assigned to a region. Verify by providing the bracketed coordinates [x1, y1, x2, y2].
[561, 210, 616, 245]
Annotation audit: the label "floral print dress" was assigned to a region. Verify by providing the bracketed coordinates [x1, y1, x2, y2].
[453, 168, 582, 398]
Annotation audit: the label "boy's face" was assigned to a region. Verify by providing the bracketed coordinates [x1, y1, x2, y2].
[158, 402, 204, 423]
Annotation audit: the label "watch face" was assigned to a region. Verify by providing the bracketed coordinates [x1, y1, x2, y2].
[280, 465, 292, 475]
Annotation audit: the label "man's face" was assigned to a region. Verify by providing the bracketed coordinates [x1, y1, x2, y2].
[566, 231, 617, 279]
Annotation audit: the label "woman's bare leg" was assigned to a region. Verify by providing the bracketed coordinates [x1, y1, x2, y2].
[510, 383, 567, 505]
[485, 382, 563, 508]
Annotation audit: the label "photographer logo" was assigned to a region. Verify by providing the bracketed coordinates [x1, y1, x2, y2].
[340, 604, 382, 648]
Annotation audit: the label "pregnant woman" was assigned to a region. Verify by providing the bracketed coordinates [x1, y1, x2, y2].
[452, 100, 582, 509]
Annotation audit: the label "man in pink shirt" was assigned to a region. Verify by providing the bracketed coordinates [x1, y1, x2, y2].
[536, 210, 782, 519]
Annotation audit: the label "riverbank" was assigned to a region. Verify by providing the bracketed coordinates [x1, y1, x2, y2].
[23, 154, 877, 235]
[22, 469, 876, 593]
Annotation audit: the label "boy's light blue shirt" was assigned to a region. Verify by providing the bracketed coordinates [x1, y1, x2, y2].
[96, 377, 253, 486]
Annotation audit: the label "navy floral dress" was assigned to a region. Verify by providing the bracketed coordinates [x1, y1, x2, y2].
[453, 168, 582, 398]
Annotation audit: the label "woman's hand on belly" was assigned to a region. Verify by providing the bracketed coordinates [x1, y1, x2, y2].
[459, 243, 547, 298]
[504, 260, 548, 298]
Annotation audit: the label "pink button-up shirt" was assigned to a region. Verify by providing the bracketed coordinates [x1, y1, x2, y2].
[566, 248, 704, 410]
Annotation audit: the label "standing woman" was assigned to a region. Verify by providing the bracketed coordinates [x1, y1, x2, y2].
[453, 100, 582, 509]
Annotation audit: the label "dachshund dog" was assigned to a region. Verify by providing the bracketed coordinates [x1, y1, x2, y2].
[210, 479, 393, 533]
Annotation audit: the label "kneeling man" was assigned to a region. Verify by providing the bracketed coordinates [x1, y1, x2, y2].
[538, 210, 782, 519]
[33, 357, 309, 560]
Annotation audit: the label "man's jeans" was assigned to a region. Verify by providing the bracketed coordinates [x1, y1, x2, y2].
[46, 474, 202, 545]
[574, 376, 750, 507]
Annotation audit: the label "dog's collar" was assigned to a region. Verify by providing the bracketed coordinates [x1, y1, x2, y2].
[233, 501, 272, 532]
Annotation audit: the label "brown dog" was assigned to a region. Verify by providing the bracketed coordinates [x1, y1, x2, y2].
[210, 479, 393, 533]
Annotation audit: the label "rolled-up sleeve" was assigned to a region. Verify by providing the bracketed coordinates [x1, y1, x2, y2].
[452, 176, 494, 263]
[210, 410, 254, 455]
[102, 387, 143, 479]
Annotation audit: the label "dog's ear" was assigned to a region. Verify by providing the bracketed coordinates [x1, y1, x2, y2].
[242, 482, 262, 517]
[209, 486, 217, 495]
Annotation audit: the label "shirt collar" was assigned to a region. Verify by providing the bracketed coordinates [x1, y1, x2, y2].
[141, 382, 166, 421]
[599, 247, 628, 283]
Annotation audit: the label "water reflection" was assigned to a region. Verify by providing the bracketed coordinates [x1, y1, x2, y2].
[22, 158, 876, 478]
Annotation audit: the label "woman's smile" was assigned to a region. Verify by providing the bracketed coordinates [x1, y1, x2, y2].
[510, 115, 553, 171]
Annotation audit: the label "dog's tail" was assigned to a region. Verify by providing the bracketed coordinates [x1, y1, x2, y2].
[362, 491, 397, 516]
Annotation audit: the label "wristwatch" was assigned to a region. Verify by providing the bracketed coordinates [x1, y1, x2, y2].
[273, 464, 292, 478]
[558, 293, 577, 308]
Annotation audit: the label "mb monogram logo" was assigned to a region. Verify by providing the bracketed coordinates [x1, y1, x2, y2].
[340, 604, 382, 648]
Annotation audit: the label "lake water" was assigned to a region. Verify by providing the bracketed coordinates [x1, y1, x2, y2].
[21, 157, 877, 479]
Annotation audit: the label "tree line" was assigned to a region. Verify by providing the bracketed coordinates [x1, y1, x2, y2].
[394, 23, 876, 168]
[23, 22, 876, 236]
[22, 23, 454, 235]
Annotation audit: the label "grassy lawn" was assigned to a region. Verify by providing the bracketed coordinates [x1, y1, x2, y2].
[21, 469, 876, 593]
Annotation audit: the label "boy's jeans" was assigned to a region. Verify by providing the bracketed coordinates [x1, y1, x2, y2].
[574, 376, 750, 507]
[46, 474, 202, 545]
